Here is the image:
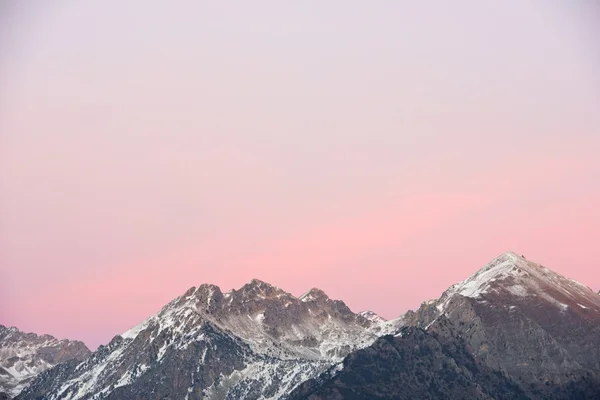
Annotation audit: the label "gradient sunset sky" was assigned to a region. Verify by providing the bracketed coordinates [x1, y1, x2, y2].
[1, 2, 599, 349]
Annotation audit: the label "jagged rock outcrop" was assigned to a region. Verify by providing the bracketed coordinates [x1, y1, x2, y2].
[17, 280, 401, 400]
[0, 325, 90, 398]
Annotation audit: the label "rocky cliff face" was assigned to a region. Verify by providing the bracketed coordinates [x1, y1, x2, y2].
[0, 325, 90, 398]
[288, 252, 600, 399]
[17, 280, 402, 400]
[407, 252, 600, 391]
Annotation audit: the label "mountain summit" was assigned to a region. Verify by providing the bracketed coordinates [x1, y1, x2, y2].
[436, 251, 600, 314]
[18, 280, 396, 400]
[402, 251, 600, 397]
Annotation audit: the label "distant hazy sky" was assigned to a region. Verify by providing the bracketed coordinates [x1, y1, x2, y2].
[1, 1, 599, 349]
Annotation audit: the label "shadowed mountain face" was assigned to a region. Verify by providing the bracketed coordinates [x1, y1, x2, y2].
[0, 326, 90, 398]
[289, 319, 600, 400]
[16, 280, 404, 400]
[289, 252, 600, 399]
[289, 318, 528, 400]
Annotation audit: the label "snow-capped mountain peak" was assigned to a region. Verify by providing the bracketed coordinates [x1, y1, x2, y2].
[436, 251, 600, 314]
[359, 310, 386, 323]
[299, 288, 329, 303]
[446, 251, 531, 298]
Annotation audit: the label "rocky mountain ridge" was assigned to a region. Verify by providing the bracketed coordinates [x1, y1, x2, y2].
[0, 326, 90, 398]
[9, 251, 600, 399]
[294, 252, 600, 399]
[16, 279, 403, 400]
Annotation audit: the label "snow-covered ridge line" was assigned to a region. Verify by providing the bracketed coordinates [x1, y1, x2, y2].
[432, 251, 600, 315]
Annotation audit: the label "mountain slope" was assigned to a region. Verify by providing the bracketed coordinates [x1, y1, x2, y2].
[289, 317, 528, 400]
[289, 252, 600, 399]
[406, 251, 600, 395]
[18, 280, 400, 400]
[0, 326, 90, 398]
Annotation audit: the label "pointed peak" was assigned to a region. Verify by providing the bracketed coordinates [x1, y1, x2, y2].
[198, 283, 222, 292]
[240, 279, 282, 294]
[299, 288, 329, 302]
[192, 284, 224, 310]
[437, 252, 600, 314]
[466, 251, 533, 275]
[245, 278, 273, 288]
[446, 251, 537, 299]
[359, 310, 386, 323]
[485, 251, 528, 269]
[235, 279, 291, 301]
[500, 250, 521, 258]
[192, 283, 223, 301]
[0, 325, 19, 335]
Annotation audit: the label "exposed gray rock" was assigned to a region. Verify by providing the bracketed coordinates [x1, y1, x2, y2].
[17, 280, 396, 400]
[289, 317, 528, 400]
[289, 252, 600, 399]
[0, 325, 90, 397]
[406, 251, 600, 396]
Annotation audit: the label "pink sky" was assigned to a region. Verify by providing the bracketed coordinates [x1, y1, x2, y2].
[1, 2, 599, 349]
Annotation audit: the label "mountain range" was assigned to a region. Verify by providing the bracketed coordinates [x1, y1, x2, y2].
[3, 251, 600, 399]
